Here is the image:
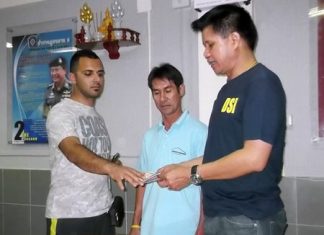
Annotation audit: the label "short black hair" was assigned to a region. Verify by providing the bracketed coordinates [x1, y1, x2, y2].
[49, 57, 66, 69]
[191, 4, 258, 51]
[147, 63, 184, 90]
[70, 49, 101, 73]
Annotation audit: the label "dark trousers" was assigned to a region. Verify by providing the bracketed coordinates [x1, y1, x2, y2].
[204, 209, 287, 235]
[46, 213, 116, 235]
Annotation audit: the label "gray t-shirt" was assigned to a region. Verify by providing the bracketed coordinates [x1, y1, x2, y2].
[45, 98, 113, 218]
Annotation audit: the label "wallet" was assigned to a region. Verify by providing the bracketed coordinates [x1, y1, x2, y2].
[108, 196, 125, 227]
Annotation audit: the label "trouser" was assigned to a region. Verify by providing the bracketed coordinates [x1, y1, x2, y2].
[46, 212, 116, 235]
[204, 209, 287, 235]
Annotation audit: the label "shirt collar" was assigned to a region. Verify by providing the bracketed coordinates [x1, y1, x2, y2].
[158, 110, 189, 131]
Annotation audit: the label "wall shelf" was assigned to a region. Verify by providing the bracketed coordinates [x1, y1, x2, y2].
[75, 27, 140, 59]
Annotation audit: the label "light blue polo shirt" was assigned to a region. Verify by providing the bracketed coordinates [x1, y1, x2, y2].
[138, 111, 207, 235]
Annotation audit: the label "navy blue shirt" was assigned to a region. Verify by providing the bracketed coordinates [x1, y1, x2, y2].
[202, 63, 286, 219]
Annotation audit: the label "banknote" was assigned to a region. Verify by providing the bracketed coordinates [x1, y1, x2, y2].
[143, 172, 160, 184]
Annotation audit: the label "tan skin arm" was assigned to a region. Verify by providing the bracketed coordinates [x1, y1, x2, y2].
[158, 139, 272, 190]
[59, 136, 144, 191]
[181, 156, 203, 167]
[199, 139, 271, 180]
[128, 185, 145, 235]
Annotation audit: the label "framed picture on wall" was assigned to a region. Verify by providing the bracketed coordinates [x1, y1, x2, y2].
[7, 18, 77, 145]
[11, 29, 73, 144]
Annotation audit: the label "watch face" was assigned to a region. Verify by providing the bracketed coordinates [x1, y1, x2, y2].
[190, 174, 202, 185]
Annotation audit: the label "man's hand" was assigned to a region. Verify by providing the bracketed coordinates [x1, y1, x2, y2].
[108, 164, 144, 191]
[58, 137, 144, 191]
[158, 164, 191, 190]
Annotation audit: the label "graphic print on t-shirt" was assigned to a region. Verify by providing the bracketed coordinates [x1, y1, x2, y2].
[79, 115, 111, 159]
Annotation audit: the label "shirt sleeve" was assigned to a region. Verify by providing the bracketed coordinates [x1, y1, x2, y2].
[192, 124, 208, 157]
[243, 76, 286, 144]
[137, 133, 149, 172]
[46, 105, 78, 147]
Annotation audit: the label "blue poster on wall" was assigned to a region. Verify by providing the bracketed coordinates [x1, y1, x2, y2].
[11, 29, 73, 144]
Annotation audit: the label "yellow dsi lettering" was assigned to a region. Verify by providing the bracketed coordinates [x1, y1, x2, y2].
[221, 98, 239, 114]
[231, 98, 238, 113]
[221, 98, 231, 112]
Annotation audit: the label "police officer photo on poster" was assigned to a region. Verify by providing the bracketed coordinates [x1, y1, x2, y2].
[11, 29, 73, 144]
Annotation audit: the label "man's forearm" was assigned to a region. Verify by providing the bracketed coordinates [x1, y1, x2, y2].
[181, 156, 203, 167]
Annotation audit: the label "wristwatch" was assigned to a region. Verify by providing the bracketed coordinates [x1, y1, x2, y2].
[190, 165, 203, 185]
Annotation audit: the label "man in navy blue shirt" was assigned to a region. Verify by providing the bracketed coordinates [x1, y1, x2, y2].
[159, 4, 287, 235]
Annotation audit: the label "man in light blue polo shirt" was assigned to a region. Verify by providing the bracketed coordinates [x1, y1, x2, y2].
[129, 63, 207, 235]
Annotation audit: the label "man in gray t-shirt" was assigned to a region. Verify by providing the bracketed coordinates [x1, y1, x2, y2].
[45, 49, 144, 235]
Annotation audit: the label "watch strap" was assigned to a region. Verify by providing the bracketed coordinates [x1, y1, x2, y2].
[191, 164, 198, 175]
